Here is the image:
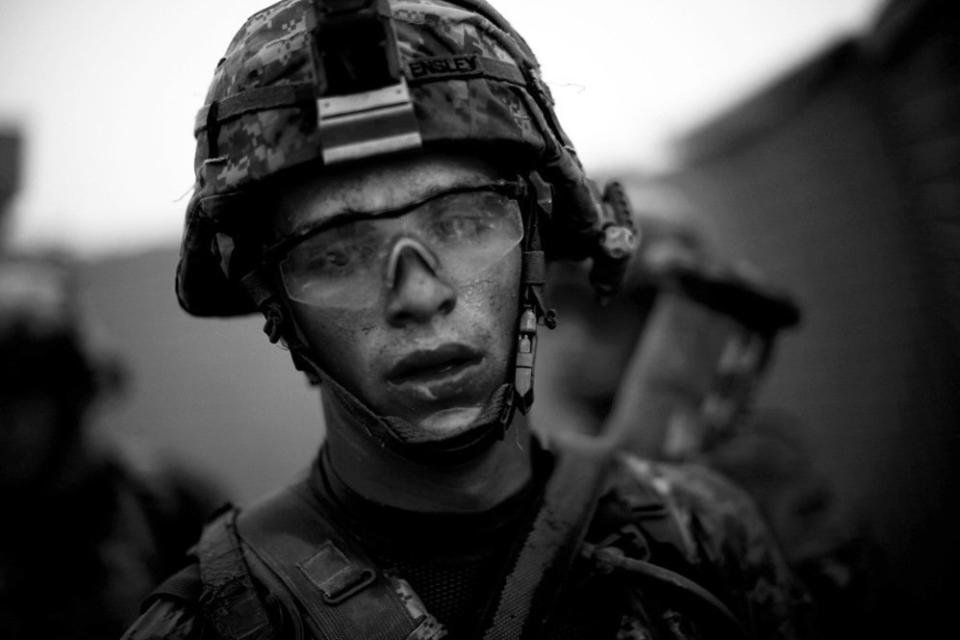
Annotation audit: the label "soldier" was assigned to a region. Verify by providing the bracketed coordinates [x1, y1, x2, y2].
[123, 1, 814, 638]
[535, 206, 870, 637]
[0, 253, 225, 639]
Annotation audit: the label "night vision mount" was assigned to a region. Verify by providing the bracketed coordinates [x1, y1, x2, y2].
[309, 0, 423, 164]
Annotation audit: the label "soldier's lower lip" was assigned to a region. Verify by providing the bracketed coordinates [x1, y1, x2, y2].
[386, 359, 481, 398]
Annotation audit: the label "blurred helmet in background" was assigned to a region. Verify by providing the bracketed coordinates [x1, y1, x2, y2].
[0, 253, 121, 405]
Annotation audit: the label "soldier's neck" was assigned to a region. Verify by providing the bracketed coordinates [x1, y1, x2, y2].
[320, 390, 534, 514]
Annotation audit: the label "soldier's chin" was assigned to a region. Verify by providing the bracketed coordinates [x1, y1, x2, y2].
[404, 405, 485, 443]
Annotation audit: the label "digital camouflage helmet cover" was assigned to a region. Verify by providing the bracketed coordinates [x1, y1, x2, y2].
[178, 0, 634, 312]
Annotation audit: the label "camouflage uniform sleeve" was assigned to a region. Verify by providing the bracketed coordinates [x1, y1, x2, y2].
[623, 457, 816, 639]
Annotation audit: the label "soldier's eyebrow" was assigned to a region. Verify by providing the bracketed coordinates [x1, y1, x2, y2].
[331, 173, 512, 218]
[360, 174, 508, 214]
[332, 180, 518, 226]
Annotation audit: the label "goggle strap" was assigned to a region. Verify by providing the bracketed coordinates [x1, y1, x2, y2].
[240, 268, 288, 345]
[239, 268, 274, 308]
[240, 267, 312, 359]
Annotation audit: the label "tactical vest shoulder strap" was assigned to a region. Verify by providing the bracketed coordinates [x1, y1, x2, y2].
[196, 505, 278, 640]
[196, 442, 616, 640]
[235, 481, 445, 640]
[480, 434, 614, 640]
[601, 458, 697, 561]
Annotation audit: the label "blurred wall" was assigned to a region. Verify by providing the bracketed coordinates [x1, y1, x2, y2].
[660, 0, 959, 633]
[0, 130, 20, 241]
[78, 247, 322, 505]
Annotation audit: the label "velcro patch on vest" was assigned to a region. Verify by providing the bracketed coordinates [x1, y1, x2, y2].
[298, 541, 376, 604]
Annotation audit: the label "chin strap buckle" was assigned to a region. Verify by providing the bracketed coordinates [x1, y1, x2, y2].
[509, 172, 557, 417]
[514, 306, 538, 414]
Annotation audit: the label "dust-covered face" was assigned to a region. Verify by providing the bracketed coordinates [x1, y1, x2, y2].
[270, 154, 522, 441]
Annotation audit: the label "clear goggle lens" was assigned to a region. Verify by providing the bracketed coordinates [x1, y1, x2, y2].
[279, 187, 524, 310]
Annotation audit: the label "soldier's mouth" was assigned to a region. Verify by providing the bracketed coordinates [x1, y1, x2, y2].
[386, 344, 484, 387]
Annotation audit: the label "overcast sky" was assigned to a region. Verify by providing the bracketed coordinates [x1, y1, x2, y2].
[0, 0, 885, 257]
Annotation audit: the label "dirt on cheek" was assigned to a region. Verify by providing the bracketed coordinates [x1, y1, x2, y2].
[460, 274, 520, 355]
[294, 307, 378, 379]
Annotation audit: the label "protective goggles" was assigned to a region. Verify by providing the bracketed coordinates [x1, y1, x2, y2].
[274, 181, 526, 310]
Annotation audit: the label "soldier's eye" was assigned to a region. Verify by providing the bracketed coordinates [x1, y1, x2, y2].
[429, 215, 496, 242]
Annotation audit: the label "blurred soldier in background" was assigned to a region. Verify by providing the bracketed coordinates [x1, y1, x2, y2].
[535, 196, 876, 637]
[0, 253, 225, 639]
[123, 0, 814, 638]
[535, 186, 802, 454]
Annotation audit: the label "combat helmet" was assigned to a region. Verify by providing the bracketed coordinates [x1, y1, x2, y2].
[176, 0, 636, 450]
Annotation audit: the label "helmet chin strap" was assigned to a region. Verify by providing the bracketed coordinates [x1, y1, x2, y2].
[239, 172, 556, 464]
[322, 370, 517, 465]
[512, 172, 556, 415]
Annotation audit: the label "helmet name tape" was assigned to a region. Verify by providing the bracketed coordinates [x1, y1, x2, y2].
[406, 55, 525, 85]
[408, 55, 478, 79]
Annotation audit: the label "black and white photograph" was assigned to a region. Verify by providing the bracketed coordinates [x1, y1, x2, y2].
[0, 1, 956, 638]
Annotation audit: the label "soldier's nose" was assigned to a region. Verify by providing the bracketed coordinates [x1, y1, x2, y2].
[385, 240, 456, 326]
